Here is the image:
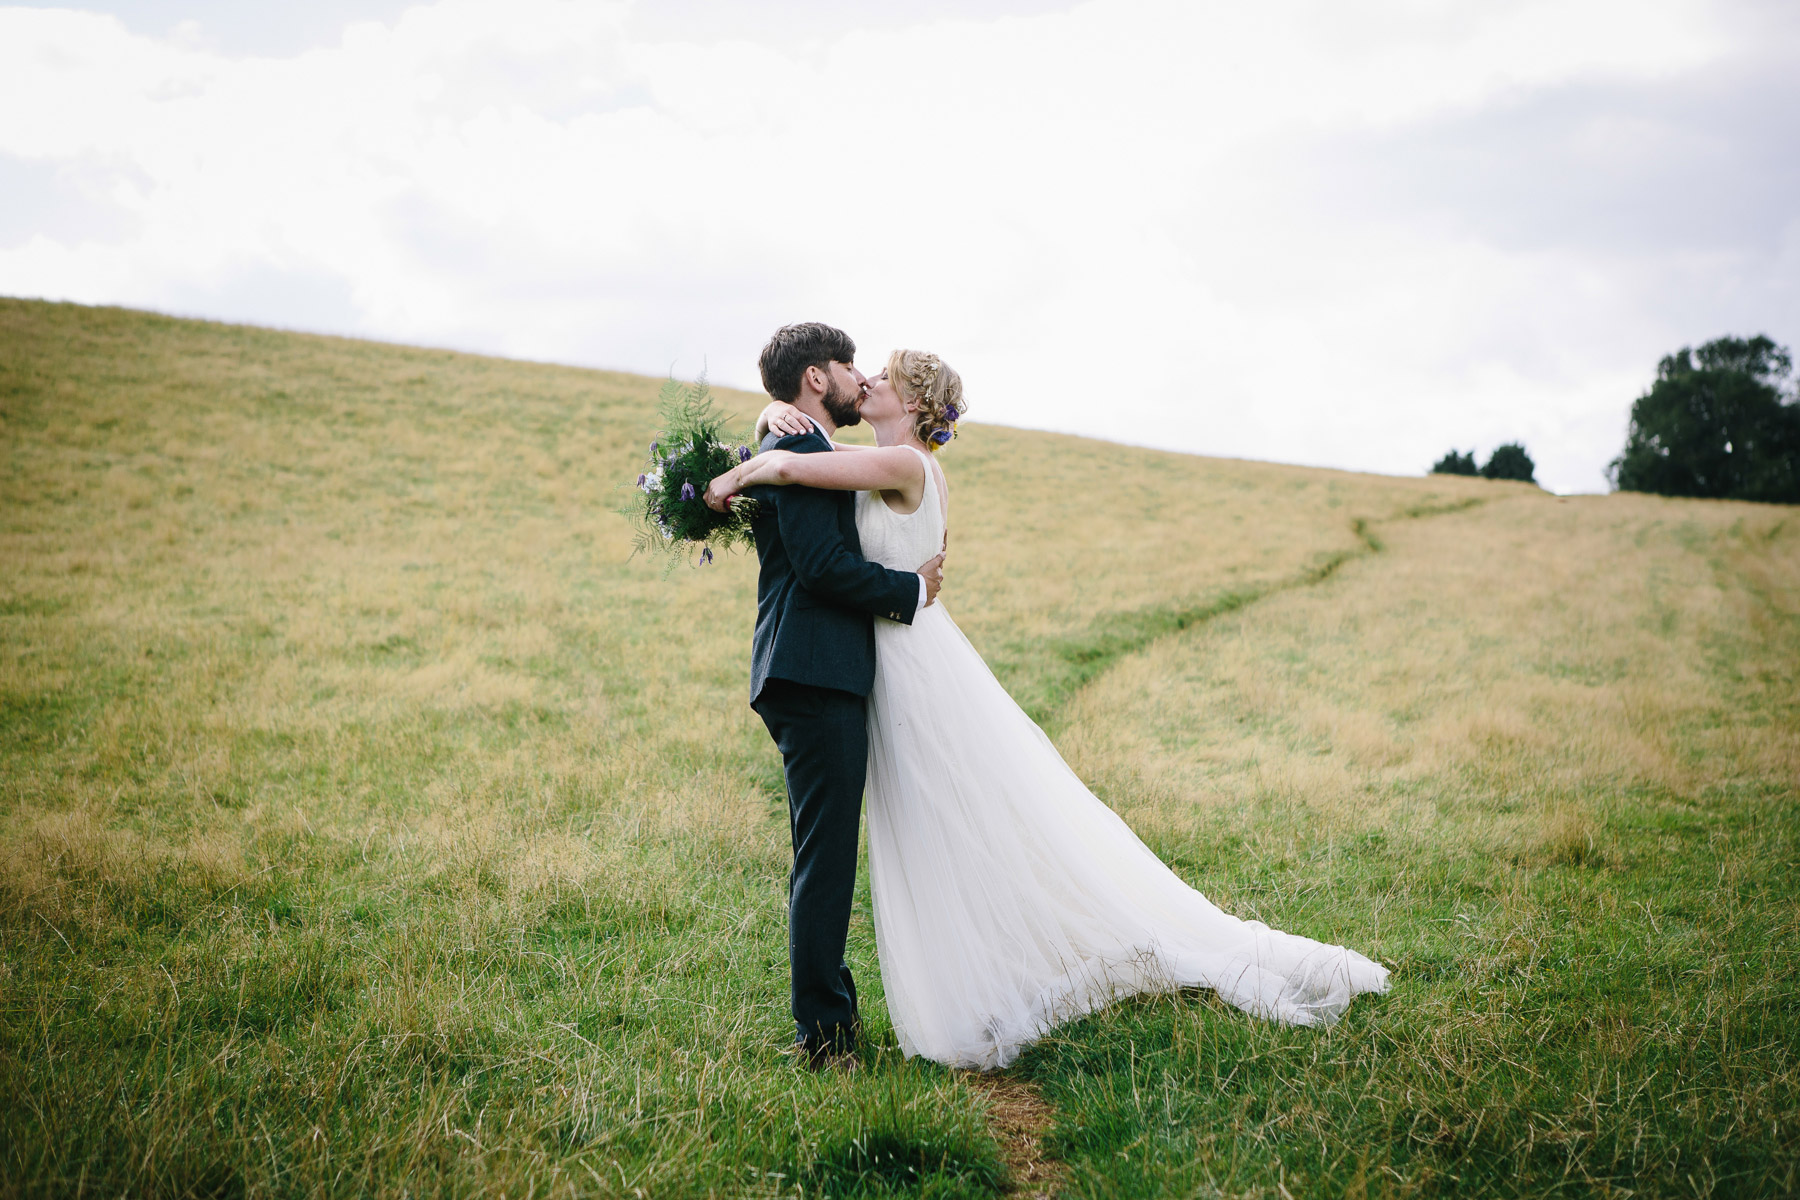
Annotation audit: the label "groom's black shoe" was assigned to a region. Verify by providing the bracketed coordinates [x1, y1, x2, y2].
[791, 1037, 860, 1073]
[793, 1020, 859, 1071]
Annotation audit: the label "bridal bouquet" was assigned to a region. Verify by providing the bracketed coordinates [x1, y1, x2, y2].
[624, 375, 758, 568]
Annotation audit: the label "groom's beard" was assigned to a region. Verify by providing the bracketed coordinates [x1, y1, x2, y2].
[822, 377, 863, 428]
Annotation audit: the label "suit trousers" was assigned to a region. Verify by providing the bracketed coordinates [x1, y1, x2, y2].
[752, 678, 868, 1055]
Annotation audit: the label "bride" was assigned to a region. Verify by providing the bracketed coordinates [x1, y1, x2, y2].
[705, 350, 1389, 1071]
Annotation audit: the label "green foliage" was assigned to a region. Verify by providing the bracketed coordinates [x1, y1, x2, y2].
[1610, 334, 1800, 503]
[1431, 449, 1478, 476]
[1480, 440, 1536, 483]
[624, 374, 758, 566]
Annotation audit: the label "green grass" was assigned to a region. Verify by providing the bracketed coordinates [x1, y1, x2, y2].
[2, 298, 1797, 1197]
[1041, 481, 1800, 1196]
[1017, 793, 1797, 1196]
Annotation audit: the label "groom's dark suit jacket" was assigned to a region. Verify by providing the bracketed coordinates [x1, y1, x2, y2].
[747, 428, 922, 702]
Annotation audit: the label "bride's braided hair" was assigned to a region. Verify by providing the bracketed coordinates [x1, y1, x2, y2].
[888, 349, 965, 452]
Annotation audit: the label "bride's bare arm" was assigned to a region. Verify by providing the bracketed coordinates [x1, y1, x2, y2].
[704, 446, 923, 511]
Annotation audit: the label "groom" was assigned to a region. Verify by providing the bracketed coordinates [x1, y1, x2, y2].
[741, 322, 944, 1067]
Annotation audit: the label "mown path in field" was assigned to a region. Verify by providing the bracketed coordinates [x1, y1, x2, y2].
[963, 1071, 1069, 1197]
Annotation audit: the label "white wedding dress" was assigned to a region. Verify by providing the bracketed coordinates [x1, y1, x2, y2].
[857, 446, 1390, 1070]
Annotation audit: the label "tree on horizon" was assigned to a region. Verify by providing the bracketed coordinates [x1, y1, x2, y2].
[1609, 335, 1800, 504]
[1480, 442, 1536, 484]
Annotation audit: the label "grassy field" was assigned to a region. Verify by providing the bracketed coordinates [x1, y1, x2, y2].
[1, 297, 1796, 1198]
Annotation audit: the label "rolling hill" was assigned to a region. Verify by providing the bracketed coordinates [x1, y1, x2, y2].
[2, 298, 1795, 1198]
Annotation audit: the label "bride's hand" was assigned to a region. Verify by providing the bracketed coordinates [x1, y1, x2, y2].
[758, 400, 815, 439]
[703, 470, 740, 512]
[707, 449, 796, 510]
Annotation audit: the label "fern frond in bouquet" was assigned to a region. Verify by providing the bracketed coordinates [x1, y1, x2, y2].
[624, 375, 758, 568]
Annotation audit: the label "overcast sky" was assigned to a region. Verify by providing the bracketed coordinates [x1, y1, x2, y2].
[3, 0, 1796, 492]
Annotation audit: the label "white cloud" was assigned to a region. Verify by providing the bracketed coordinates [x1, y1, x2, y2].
[2, 0, 1796, 492]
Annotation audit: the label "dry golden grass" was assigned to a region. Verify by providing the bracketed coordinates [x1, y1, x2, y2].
[0, 297, 1471, 932]
[1061, 490, 1799, 853]
[1029, 488, 1798, 1197]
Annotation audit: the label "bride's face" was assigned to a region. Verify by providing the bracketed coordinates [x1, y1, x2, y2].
[861, 369, 915, 423]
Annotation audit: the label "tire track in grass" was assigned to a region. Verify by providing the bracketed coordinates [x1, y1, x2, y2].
[1005, 496, 1488, 732]
[959, 495, 1490, 1192]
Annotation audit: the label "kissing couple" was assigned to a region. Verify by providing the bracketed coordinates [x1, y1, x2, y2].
[703, 322, 1389, 1071]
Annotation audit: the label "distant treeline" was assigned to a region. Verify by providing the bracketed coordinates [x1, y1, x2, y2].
[1431, 443, 1535, 483]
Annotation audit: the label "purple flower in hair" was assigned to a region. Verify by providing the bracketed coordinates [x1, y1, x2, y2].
[680, 481, 696, 501]
[738, 445, 753, 463]
[930, 428, 953, 445]
[945, 405, 959, 423]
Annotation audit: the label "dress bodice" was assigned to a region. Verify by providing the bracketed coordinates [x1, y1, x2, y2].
[854, 446, 946, 575]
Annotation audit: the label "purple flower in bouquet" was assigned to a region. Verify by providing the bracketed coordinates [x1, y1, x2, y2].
[680, 481, 696, 501]
[738, 445, 753, 463]
[650, 440, 659, 457]
[700, 546, 714, 565]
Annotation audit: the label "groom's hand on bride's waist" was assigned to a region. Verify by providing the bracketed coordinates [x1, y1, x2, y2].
[918, 553, 944, 606]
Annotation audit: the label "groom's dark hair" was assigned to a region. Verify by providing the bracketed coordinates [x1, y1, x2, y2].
[760, 323, 856, 402]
